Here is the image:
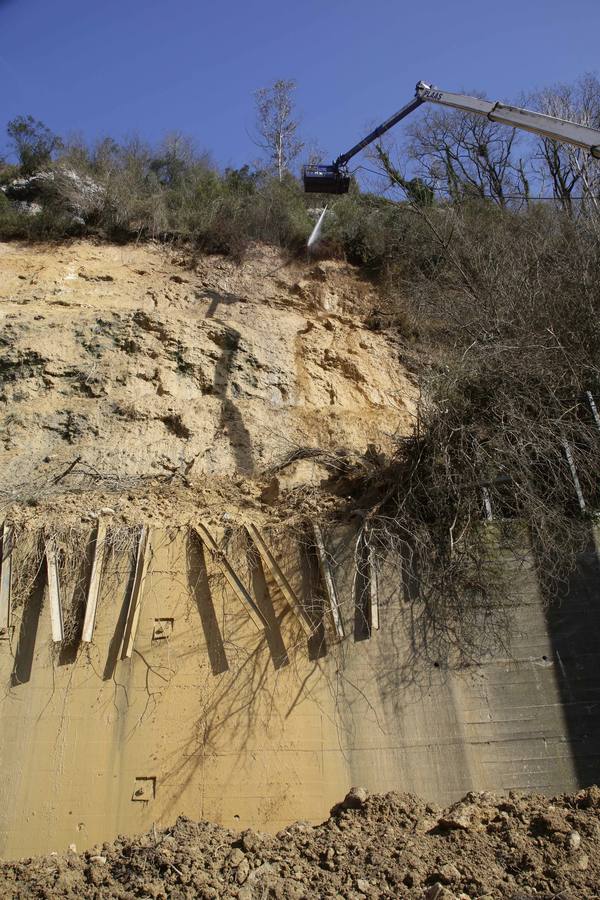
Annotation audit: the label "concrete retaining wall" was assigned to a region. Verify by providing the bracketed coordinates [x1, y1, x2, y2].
[0, 523, 598, 858]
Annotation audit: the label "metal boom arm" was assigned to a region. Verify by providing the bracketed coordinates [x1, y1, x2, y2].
[335, 95, 425, 167]
[414, 82, 600, 159]
[303, 79, 600, 194]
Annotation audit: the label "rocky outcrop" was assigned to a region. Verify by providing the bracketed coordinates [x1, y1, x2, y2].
[0, 240, 416, 520]
[1, 167, 105, 220]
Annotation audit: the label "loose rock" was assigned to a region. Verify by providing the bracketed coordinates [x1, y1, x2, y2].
[342, 786, 369, 809]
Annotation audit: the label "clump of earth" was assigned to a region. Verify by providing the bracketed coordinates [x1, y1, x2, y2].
[1, 787, 598, 898]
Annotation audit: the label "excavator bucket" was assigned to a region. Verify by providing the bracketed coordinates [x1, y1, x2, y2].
[303, 164, 350, 194]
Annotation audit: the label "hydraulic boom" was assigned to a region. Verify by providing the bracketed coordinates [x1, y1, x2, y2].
[303, 80, 600, 193]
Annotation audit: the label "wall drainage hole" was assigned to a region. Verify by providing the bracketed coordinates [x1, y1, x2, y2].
[132, 776, 156, 802]
[152, 618, 174, 641]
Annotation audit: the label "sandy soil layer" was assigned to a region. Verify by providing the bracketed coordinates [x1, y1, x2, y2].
[1, 787, 597, 898]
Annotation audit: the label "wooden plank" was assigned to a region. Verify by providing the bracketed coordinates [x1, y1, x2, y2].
[313, 524, 344, 640]
[562, 437, 586, 511]
[587, 391, 600, 432]
[45, 536, 64, 643]
[0, 523, 14, 635]
[245, 523, 311, 636]
[121, 526, 151, 659]
[82, 520, 107, 643]
[367, 536, 380, 632]
[195, 523, 265, 630]
[482, 486, 493, 521]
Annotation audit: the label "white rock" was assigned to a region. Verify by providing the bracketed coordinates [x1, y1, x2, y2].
[568, 830, 581, 850]
[343, 786, 369, 809]
[236, 858, 250, 884]
[229, 847, 245, 866]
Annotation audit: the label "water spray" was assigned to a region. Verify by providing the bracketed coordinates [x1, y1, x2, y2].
[307, 205, 328, 250]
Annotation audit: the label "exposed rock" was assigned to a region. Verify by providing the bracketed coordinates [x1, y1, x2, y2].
[236, 857, 250, 883]
[2, 168, 105, 220]
[568, 829, 581, 850]
[342, 787, 369, 809]
[426, 883, 454, 900]
[229, 847, 245, 866]
[11, 200, 43, 216]
[439, 863, 461, 882]
[0, 240, 416, 528]
[241, 829, 262, 852]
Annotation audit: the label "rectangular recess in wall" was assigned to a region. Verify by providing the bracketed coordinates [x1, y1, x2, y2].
[45, 536, 64, 643]
[82, 520, 107, 643]
[132, 776, 156, 802]
[195, 523, 265, 629]
[0, 523, 14, 637]
[152, 618, 174, 641]
[121, 526, 151, 659]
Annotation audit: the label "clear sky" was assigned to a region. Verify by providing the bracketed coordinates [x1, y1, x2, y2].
[1, 0, 599, 169]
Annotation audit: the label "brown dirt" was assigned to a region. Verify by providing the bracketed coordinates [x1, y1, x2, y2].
[0, 239, 417, 528]
[1, 788, 598, 899]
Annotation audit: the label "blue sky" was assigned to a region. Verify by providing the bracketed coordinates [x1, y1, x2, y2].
[1, 0, 599, 169]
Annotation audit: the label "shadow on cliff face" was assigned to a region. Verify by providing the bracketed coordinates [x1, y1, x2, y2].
[187, 531, 229, 676]
[159, 535, 307, 820]
[534, 523, 600, 787]
[10, 562, 45, 687]
[205, 294, 254, 476]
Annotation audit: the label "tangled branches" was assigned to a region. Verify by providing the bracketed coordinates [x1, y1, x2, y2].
[365, 196, 600, 664]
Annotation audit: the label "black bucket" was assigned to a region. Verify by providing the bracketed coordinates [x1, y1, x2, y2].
[303, 165, 350, 194]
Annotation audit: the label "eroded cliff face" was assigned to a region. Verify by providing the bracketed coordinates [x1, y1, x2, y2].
[0, 240, 416, 525]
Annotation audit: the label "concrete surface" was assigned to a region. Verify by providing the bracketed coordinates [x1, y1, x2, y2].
[0, 523, 597, 858]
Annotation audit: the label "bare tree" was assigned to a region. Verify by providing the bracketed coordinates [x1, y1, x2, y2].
[527, 73, 600, 217]
[405, 102, 530, 207]
[253, 79, 304, 181]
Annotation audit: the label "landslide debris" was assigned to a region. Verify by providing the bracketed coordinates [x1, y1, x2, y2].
[2, 788, 599, 899]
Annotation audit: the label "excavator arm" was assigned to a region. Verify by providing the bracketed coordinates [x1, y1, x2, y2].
[303, 80, 600, 193]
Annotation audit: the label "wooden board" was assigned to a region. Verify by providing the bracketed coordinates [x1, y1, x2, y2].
[562, 438, 586, 511]
[367, 535, 380, 632]
[121, 526, 151, 659]
[587, 391, 600, 432]
[0, 523, 13, 635]
[195, 523, 265, 630]
[45, 537, 64, 643]
[313, 524, 344, 640]
[245, 523, 311, 636]
[82, 521, 107, 643]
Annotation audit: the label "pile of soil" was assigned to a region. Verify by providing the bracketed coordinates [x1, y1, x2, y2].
[2, 787, 598, 899]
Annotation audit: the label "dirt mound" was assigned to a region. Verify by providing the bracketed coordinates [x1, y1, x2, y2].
[0, 240, 416, 526]
[1, 788, 598, 898]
